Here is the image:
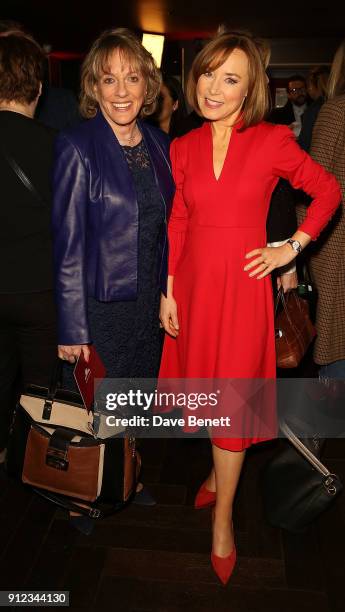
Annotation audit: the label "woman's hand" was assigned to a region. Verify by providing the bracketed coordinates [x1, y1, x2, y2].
[58, 344, 90, 363]
[277, 270, 298, 293]
[244, 244, 296, 279]
[160, 294, 179, 338]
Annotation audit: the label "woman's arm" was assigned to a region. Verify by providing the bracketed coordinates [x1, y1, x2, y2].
[52, 134, 91, 349]
[160, 275, 179, 337]
[166, 138, 189, 276]
[58, 344, 90, 363]
[244, 230, 310, 279]
[272, 125, 341, 240]
[244, 125, 341, 279]
[160, 138, 188, 336]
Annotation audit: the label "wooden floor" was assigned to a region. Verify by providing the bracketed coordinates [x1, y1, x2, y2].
[0, 434, 344, 612]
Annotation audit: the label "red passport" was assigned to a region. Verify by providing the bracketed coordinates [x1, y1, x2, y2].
[73, 346, 107, 412]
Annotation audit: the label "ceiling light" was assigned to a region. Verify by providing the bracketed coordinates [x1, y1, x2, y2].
[142, 33, 165, 68]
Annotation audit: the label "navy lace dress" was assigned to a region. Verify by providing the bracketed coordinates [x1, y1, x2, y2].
[63, 139, 165, 389]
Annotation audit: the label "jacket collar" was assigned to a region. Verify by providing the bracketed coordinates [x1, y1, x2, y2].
[91, 109, 173, 210]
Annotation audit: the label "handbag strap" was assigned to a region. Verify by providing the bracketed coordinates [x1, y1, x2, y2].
[41, 358, 64, 420]
[275, 288, 302, 327]
[47, 358, 63, 400]
[280, 421, 335, 479]
[32, 487, 125, 519]
[274, 287, 285, 317]
[2, 147, 47, 207]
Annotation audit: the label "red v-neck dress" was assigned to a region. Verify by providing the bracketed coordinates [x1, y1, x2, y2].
[158, 121, 340, 451]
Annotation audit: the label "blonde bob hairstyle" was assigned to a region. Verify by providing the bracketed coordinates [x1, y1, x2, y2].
[327, 39, 345, 99]
[187, 31, 270, 129]
[80, 28, 162, 119]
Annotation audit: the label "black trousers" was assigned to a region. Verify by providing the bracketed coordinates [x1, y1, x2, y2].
[0, 291, 57, 449]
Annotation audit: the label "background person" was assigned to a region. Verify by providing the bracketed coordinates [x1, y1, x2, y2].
[0, 33, 57, 466]
[149, 73, 187, 139]
[299, 65, 330, 152]
[269, 74, 309, 137]
[0, 20, 81, 132]
[297, 39, 345, 380]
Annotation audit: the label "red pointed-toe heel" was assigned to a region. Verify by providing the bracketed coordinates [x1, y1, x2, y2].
[211, 546, 237, 585]
[194, 482, 216, 509]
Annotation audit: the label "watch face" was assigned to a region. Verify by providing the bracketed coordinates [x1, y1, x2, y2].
[292, 240, 301, 252]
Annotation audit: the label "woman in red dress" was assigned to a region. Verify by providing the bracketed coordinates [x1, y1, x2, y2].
[159, 31, 341, 584]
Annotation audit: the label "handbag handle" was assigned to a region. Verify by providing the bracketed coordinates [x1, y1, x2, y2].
[275, 287, 285, 317]
[47, 358, 63, 399]
[275, 289, 305, 349]
[280, 421, 339, 492]
[41, 358, 64, 420]
[275, 288, 302, 325]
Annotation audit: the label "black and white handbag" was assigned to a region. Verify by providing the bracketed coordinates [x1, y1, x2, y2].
[6, 362, 139, 519]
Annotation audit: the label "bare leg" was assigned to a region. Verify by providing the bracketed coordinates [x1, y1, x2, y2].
[212, 444, 246, 557]
[203, 429, 216, 492]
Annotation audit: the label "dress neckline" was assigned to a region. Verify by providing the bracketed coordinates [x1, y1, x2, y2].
[121, 138, 144, 150]
[205, 121, 240, 183]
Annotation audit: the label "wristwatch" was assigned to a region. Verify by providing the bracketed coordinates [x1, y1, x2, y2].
[287, 238, 302, 254]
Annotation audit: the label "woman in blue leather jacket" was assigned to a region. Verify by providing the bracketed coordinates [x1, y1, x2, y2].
[52, 29, 174, 526]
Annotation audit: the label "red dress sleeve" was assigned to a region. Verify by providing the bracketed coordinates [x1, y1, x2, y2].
[272, 124, 341, 239]
[168, 138, 189, 275]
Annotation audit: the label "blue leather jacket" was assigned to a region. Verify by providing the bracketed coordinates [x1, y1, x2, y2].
[52, 111, 175, 345]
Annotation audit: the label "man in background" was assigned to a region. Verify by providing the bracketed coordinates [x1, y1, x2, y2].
[269, 74, 309, 137]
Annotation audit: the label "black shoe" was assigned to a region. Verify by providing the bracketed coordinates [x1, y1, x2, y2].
[69, 515, 95, 535]
[133, 486, 157, 506]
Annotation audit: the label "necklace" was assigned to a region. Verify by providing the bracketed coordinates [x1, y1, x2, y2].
[119, 123, 141, 146]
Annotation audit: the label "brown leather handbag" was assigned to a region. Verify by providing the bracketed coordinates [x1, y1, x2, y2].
[6, 361, 140, 519]
[275, 288, 317, 368]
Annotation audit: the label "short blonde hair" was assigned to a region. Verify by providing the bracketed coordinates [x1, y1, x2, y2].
[187, 31, 269, 129]
[327, 39, 345, 99]
[308, 65, 330, 99]
[80, 28, 162, 119]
